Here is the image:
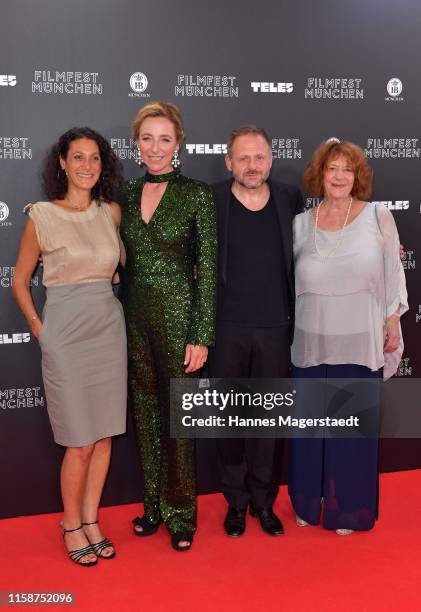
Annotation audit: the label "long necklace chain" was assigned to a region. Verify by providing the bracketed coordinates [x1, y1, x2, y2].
[314, 197, 353, 259]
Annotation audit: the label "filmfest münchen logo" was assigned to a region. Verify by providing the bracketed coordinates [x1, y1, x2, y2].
[0, 387, 45, 409]
[365, 138, 420, 159]
[385, 78, 403, 102]
[305, 77, 364, 99]
[401, 249, 415, 271]
[0, 202, 12, 228]
[0, 265, 39, 288]
[0, 75, 17, 86]
[0, 137, 32, 160]
[129, 72, 150, 98]
[305, 197, 322, 209]
[32, 70, 103, 95]
[395, 357, 412, 377]
[271, 138, 302, 159]
[175, 75, 238, 97]
[110, 137, 140, 163]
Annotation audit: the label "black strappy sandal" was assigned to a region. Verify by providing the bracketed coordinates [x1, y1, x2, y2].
[82, 520, 116, 559]
[132, 515, 162, 537]
[60, 523, 97, 567]
[171, 531, 194, 552]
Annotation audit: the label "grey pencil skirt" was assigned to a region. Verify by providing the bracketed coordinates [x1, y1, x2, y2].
[39, 281, 127, 447]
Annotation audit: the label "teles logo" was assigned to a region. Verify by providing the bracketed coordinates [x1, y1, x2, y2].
[0, 75, 17, 87]
[251, 82, 293, 94]
[185, 144, 227, 155]
[0, 333, 31, 344]
[130, 72, 148, 92]
[372, 200, 409, 211]
[386, 78, 403, 102]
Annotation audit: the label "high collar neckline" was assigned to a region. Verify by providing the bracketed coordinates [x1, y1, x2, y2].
[144, 169, 180, 183]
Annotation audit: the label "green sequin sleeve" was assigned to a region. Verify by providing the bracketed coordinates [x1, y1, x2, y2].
[186, 183, 217, 346]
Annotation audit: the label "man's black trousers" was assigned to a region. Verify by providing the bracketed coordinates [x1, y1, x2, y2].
[207, 323, 291, 510]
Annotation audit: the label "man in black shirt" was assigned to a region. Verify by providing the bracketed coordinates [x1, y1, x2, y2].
[208, 125, 303, 537]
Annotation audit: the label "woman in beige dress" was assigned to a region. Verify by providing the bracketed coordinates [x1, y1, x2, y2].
[13, 127, 127, 566]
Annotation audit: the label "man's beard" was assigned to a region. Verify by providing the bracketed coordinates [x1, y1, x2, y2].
[234, 171, 269, 190]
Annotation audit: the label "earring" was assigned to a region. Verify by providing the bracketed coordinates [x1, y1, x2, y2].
[171, 150, 180, 169]
[136, 149, 144, 166]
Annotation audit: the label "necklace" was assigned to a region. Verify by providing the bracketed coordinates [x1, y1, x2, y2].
[64, 196, 91, 211]
[314, 197, 353, 259]
[144, 169, 180, 183]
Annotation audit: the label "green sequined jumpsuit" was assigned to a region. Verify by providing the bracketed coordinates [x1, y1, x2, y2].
[119, 171, 217, 534]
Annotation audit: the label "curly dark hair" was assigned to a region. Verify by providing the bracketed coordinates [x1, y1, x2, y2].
[42, 127, 123, 203]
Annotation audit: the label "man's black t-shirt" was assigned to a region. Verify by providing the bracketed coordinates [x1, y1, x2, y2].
[218, 192, 290, 326]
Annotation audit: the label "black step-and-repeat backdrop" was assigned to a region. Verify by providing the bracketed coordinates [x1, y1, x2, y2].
[1, 0, 421, 518]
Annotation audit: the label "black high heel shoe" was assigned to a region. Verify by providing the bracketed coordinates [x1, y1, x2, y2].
[60, 523, 97, 567]
[132, 515, 162, 537]
[82, 520, 116, 559]
[171, 531, 194, 552]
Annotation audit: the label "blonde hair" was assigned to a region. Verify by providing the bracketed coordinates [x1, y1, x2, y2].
[132, 101, 184, 144]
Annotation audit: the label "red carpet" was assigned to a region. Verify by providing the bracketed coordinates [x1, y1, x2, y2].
[1, 470, 421, 611]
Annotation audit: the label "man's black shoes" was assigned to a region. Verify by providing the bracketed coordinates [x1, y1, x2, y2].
[224, 505, 284, 537]
[224, 507, 246, 537]
[249, 505, 284, 536]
